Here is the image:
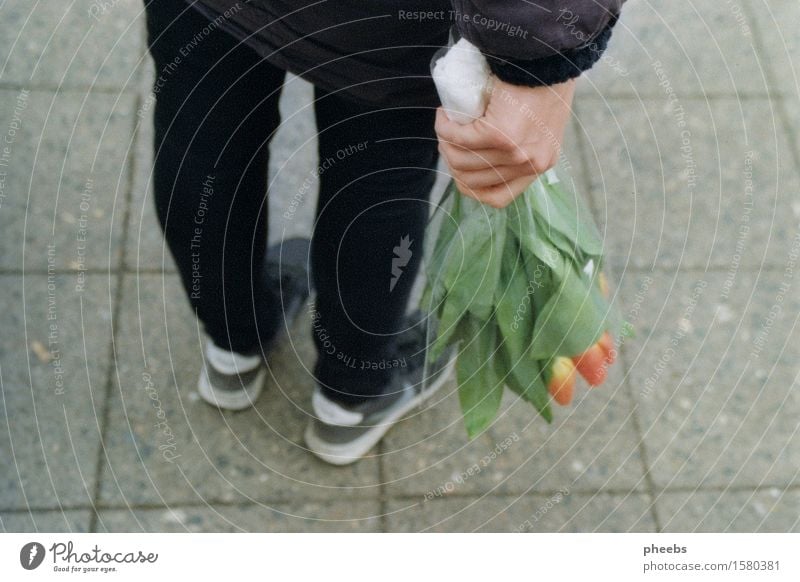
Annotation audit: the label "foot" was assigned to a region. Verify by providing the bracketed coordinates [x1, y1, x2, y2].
[198, 343, 267, 411]
[304, 315, 456, 465]
[197, 238, 311, 411]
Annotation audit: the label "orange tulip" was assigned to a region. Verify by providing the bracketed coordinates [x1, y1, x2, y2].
[572, 342, 608, 386]
[598, 331, 616, 365]
[548, 357, 577, 405]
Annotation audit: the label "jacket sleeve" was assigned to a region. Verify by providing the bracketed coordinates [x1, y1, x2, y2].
[449, 0, 626, 86]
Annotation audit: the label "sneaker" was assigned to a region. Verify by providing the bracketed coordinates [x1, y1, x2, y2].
[197, 237, 311, 411]
[304, 314, 456, 465]
[197, 342, 267, 411]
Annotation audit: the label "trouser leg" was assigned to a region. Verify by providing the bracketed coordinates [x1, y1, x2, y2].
[311, 88, 439, 403]
[144, 0, 286, 353]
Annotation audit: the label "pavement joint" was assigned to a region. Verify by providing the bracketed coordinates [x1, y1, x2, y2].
[741, 2, 800, 171]
[87, 94, 142, 533]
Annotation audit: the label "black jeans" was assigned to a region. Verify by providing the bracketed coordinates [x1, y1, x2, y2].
[144, 1, 439, 403]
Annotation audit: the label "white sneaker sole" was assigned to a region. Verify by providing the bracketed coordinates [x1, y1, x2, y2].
[304, 356, 456, 466]
[197, 365, 266, 411]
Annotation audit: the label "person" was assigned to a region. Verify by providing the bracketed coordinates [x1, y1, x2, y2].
[143, 0, 625, 465]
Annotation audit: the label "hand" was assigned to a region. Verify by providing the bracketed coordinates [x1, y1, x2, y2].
[435, 77, 576, 208]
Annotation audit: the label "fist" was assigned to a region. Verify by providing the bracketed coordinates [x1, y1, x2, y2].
[435, 77, 576, 208]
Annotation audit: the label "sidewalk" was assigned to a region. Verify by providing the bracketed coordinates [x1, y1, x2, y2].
[1, 0, 799, 532]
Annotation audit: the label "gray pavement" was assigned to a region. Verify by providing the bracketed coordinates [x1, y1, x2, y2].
[1, 0, 799, 532]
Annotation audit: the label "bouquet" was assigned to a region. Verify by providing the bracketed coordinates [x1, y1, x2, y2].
[423, 39, 624, 438]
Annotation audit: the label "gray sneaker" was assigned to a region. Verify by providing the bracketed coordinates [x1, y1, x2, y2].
[304, 319, 456, 465]
[198, 343, 267, 410]
[197, 238, 311, 411]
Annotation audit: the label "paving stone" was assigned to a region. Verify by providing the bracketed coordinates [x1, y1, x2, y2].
[97, 500, 380, 532]
[0, 89, 136, 271]
[657, 488, 800, 532]
[0, 275, 115, 509]
[620, 270, 800, 490]
[747, 0, 799, 97]
[386, 492, 656, 532]
[0, 0, 145, 89]
[774, 88, 800, 170]
[98, 274, 381, 506]
[489, 361, 647, 494]
[382, 386, 521, 498]
[124, 106, 176, 272]
[0, 509, 90, 532]
[578, 0, 766, 98]
[576, 97, 799, 270]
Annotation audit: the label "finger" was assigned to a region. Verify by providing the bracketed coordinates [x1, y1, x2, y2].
[458, 175, 536, 209]
[439, 141, 523, 171]
[453, 164, 530, 189]
[474, 175, 536, 206]
[441, 139, 554, 173]
[436, 108, 511, 151]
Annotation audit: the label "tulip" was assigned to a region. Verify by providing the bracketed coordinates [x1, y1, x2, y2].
[572, 342, 608, 386]
[598, 331, 617, 365]
[548, 357, 577, 405]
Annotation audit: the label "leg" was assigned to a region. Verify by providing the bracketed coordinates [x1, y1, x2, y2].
[144, 0, 286, 354]
[311, 89, 440, 403]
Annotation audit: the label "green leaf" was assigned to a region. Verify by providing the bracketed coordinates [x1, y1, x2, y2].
[422, 183, 463, 310]
[441, 207, 487, 292]
[419, 283, 436, 315]
[508, 189, 568, 282]
[532, 178, 604, 258]
[428, 295, 465, 362]
[535, 212, 582, 266]
[467, 207, 506, 320]
[529, 261, 607, 359]
[442, 206, 504, 321]
[456, 316, 503, 438]
[494, 326, 552, 423]
[494, 236, 534, 363]
[428, 183, 462, 271]
[505, 354, 553, 424]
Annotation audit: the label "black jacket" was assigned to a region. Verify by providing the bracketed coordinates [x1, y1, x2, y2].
[190, 0, 625, 106]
